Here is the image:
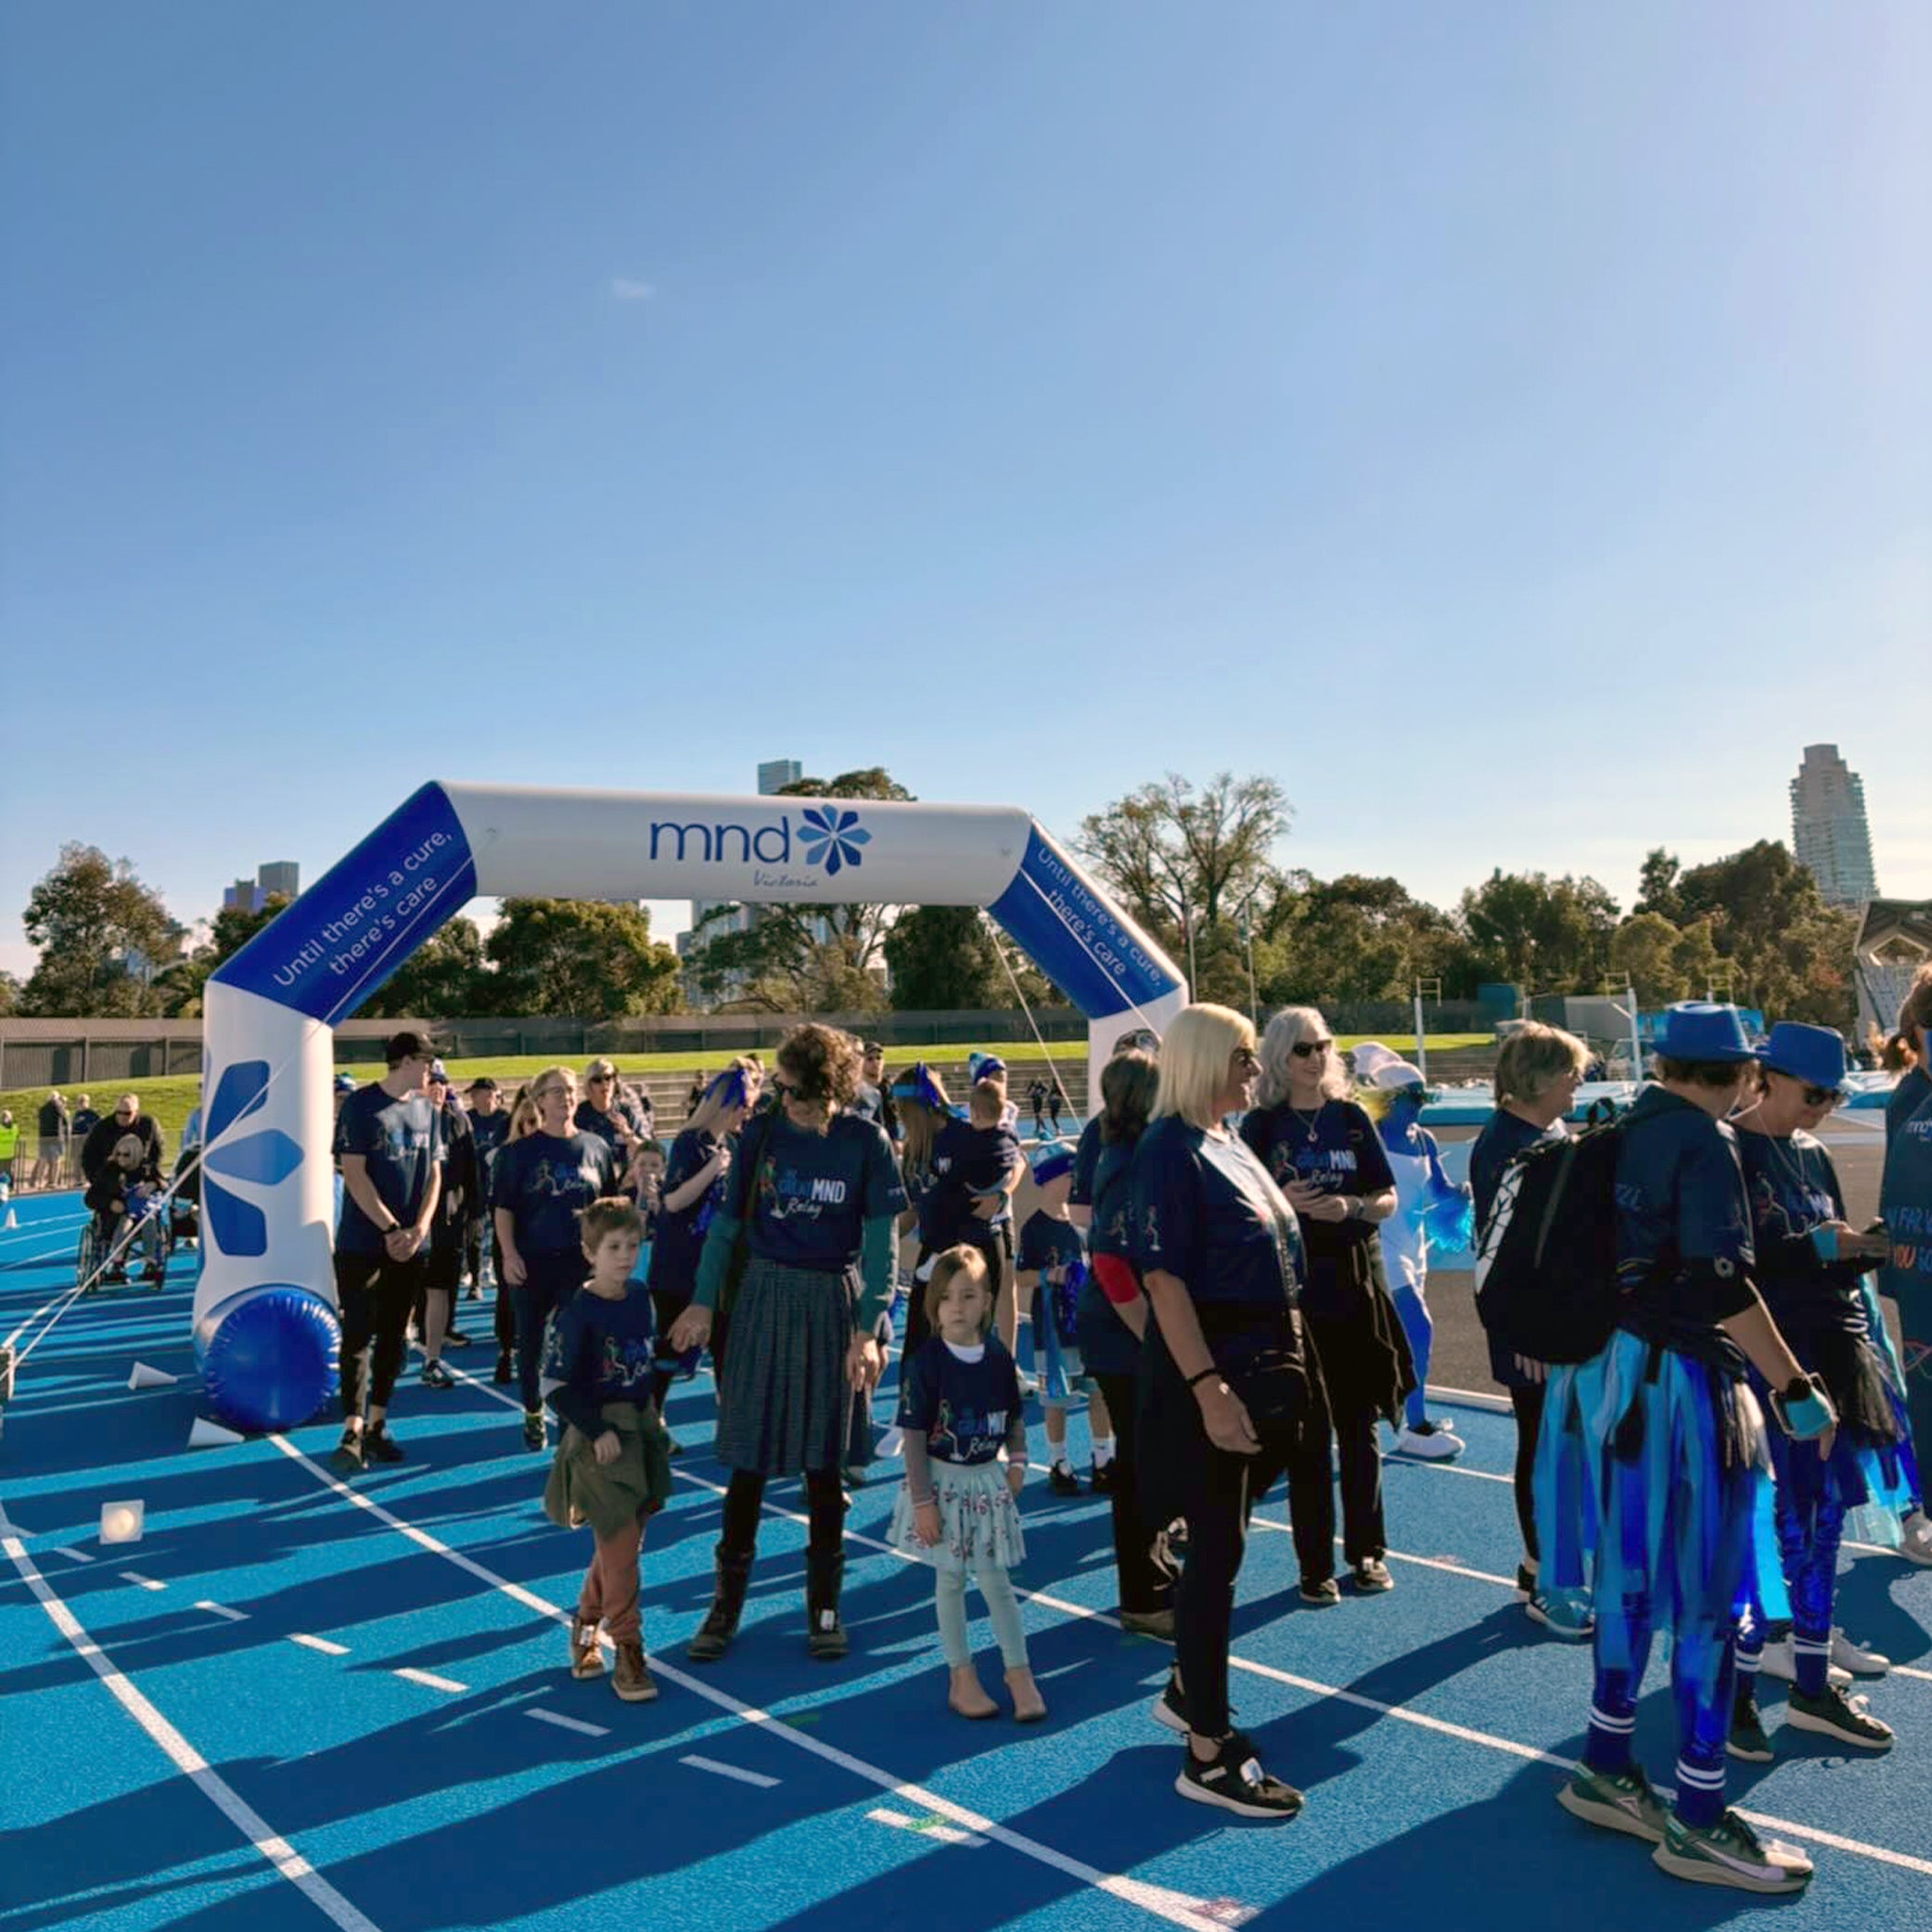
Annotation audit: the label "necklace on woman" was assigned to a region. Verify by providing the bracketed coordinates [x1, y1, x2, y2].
[1287, 1102, 1323, 1144]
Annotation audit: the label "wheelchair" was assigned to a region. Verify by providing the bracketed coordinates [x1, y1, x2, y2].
[77, 1189, 174, 1290]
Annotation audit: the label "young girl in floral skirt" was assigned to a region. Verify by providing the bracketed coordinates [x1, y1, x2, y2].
[890, 1245, 1045, 1722]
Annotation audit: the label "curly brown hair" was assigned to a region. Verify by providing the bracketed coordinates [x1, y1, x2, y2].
[1897, 963, 1932, 1056]
[774, 1023, 863, 1110]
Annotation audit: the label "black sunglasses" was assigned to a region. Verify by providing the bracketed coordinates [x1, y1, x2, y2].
[1231, 1046, 1260, 1068]
[1291, 1039, 1334, 1058]
[1801, 1083, 1843, 1107]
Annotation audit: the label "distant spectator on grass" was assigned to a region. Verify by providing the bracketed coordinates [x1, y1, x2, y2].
[32, 1091, 68, 1190]
[69, 1094, 100, 1152]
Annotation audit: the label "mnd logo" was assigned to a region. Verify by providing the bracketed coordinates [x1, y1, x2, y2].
[797, 806, 870, 876]
[645, 804, 875, 887]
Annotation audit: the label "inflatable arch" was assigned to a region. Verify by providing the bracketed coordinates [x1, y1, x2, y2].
[196, 782, 1187, 1429]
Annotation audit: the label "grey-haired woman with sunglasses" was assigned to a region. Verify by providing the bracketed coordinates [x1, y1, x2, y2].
[1241, 1006, 1412, 1596]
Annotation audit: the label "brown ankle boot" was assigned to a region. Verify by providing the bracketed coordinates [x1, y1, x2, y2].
[569, 1617, 604, 1679]
[612, 1639, 658, 1703]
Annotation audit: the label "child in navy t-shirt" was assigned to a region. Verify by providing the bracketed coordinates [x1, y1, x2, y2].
[890, 1247, 1043, 1722]
[543, 1197, 666, 1706]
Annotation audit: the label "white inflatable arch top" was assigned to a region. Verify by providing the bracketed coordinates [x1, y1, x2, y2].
[199, 782, 1187, 1337]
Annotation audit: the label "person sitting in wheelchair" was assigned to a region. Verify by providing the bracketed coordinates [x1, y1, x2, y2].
[84, 1133, 168, 1286]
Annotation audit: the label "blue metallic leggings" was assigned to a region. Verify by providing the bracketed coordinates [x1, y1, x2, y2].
[1580, 1340, 1759, 1828]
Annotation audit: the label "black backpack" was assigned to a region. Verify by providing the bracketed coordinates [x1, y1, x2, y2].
[1473, 1120, 1626, 1365]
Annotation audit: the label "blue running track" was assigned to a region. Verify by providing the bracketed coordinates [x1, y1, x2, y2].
[3, 1191, 1929, 1931]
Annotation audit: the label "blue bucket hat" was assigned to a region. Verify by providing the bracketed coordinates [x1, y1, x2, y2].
[1650, 1001, 1755, 1064]
[1032, 1146, 1076, 1187]
[1755, 1021, 1849, 1095]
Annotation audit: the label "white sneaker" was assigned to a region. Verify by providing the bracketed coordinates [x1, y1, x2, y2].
[1900, 1512, 1932, 1567]
[1831, 1629, 1890, 1676]
[1395, 1422, 1465, 1461]
[1754, 1637, 1850, 1689]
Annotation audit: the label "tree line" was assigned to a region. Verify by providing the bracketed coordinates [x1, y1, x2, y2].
[4, 771, 1862, 1027]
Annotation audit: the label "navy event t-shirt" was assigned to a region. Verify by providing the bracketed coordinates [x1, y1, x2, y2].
[333, 1083, 444, 1256]
[727, 1111, 907, 1272]
[1130, 1115, 1305, 1311]
[491, 1132, 621, 1256]
[896, 1336, 1023, 1465]
[647, 1125, 734, 1293]
[544, 1286, 657, 1438]
[1238, 1100, 1393, 1267]
[925, 1117, 1021, 1247]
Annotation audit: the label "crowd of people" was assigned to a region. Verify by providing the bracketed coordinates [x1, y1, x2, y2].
[69, 972, 1928, 1896]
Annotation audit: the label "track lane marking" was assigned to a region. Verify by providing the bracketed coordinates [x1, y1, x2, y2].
[1, 1529, 382, 1932]
[527, 1708, 609, 1739]
[266, 1428, 1260, 1932]
[682, 1754, 781, 1789]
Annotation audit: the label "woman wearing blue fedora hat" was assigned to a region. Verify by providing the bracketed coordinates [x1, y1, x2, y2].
[1553, 1003, 1834, 1896]
[1725, 1021, 1899, 1756]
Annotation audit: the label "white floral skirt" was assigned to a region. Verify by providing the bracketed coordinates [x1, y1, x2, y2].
[889, 1457, 1026, 1573]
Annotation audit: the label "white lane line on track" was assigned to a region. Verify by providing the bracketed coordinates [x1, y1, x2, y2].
[664, 1466, 1932, 1880]
[291, 1634, 350, 1657]
[681, 1754, 781, 1789]
[52, 1545, 95, 1565]
[393, 1668, 468, 1694]
[1, 1529, 382, 1932]
[265, 1427, 1257, 1932]
[425, 1359, 1932, 1885]
[867, 1807, 987, 1848]
[194, 1599, 249, 1622]
[121, 1571, 166, 1591]
[527, 1708, 610, 1739]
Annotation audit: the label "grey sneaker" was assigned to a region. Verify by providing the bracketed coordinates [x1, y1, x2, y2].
[1555, 1762, 1668, 1844]
[1785, 1684, 1894, 1752]
[1652, 1810, 1812, 1891]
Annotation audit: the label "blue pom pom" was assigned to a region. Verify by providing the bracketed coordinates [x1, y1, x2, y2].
[1422, 1187, 1475, 1255]
[198, 1286, 340, 1432]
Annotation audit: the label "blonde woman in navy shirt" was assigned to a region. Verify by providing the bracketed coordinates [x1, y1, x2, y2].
[1132, 1003, 1324, 1821]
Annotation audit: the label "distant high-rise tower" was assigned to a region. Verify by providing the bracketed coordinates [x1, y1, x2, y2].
[1789, 745, 1877, 906]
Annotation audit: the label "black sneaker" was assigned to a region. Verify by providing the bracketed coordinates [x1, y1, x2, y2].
[1048, 1463, 1082, 1496]
[1150, 1673, 1190, 1734]
[443, 1329, 472, 1350]
[522, 1410, 546, 1452]
[1727, 1695, 1773, 1762]
[1351, 1557, 1394, 1593]
[1175, 1731, 1303, 1821]
[330, 1427, 365, 1475]
[493, 1350, 513, 1386]
[421, 1360, 454, 1390]
[1299, 1577, 1342, 1607]
[1785, 1684, 1894, 1751]
[362, 1426, 404, 1465]
[1091, 1460, 1117, 1492]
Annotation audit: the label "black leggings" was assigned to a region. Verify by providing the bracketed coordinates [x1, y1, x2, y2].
[510, 1248, 581, 1411]
[1176, 1429, 1330, 1742]
[720, 1465, 846, 1559]
[1092, 1371, 1173, 1616]
[1510, 1382, 1545, 1561]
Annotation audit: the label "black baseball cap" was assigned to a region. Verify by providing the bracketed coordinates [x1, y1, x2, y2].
[467, 1075, 499, 1093]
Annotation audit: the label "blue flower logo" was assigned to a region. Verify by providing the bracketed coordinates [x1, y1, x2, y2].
[200, 1058, 303, 1257]
[797, 806, 871, 876]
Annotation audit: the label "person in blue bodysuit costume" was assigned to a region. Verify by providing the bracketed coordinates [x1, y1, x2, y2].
[1363, 1061, 1473, 1461]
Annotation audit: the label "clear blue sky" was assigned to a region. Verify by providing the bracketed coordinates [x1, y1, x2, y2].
[5, 2, 1927, 978]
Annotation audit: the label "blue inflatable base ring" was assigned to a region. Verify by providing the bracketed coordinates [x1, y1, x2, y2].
[196, 1285, 341, 1433]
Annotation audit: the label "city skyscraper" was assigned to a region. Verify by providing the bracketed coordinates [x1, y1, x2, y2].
[1789, 744, 1878, 906]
